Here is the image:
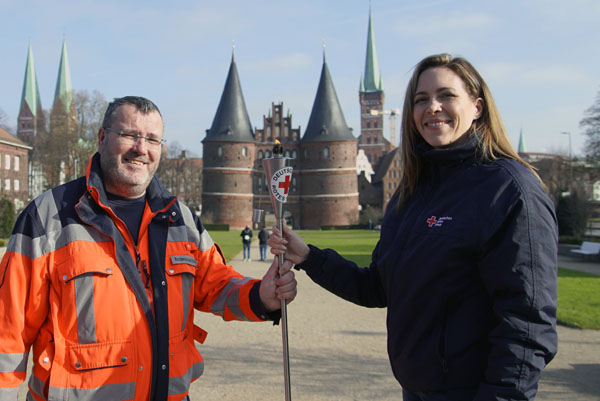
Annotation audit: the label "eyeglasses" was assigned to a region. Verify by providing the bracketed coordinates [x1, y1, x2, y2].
[104, 127, 166, 147]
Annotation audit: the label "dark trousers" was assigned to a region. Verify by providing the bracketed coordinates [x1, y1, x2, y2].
[402, 387, 477, 401]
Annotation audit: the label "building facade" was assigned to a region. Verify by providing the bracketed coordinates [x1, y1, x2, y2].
[0, 127, 31, 211]
[202, 53, 359, 229]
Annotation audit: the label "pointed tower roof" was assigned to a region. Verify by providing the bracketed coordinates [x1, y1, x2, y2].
[19, 44, 43, 117]
[518, 127, 526, 153]
[302, 57, 354, 143]
[53, 40, 73, 113]
[203, 52, 254, 143]
[360, 8, 383, 93]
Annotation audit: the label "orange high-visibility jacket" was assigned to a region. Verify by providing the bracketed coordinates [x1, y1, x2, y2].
[0, 154, 269, 401]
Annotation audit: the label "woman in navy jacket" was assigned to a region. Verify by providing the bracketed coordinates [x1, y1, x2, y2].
[269, 54, 558, 401]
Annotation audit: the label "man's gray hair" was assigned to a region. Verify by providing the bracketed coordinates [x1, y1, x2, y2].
[101, 96, 162, 128]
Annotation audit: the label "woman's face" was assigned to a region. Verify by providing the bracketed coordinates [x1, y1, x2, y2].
[412, 67, 482, 148]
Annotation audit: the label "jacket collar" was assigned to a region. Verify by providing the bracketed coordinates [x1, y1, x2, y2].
[416, 133, 481, 165]
[85, 152, 177, 215]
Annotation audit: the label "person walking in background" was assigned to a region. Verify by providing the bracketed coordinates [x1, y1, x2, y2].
[0, 96, 297, 401]
[269, 54, 557, 401]
[241, 225, 253, 261]
[258, 227, 270, 261]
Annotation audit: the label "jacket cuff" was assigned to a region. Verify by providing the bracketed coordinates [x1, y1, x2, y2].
[249, 281, 281, 325]
[295, 244, 323, 273]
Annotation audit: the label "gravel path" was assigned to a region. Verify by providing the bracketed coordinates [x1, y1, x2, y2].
[8, 244, 599, 400]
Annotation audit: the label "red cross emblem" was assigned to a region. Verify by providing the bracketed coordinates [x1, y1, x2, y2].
[278, 174, 291, 195]
[426, 216, 437, 227]
[270, 166, 294, 203]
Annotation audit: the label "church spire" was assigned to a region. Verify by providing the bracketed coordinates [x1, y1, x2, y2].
[302, 57, 354, 143]
[518, 127, 526, 154]
[19, 44, 43, 119]
[53, 40, 73, 113]
[203, 54, 254, 143]
[17, 44, 45, 145]
[360, 8, 383, 93]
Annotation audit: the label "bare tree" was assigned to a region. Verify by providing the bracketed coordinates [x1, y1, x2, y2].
[35, 90, 108, 189]
[0, 108, 13, 133]
[581, 88, 600, 164]
[75, 90, 108, 141]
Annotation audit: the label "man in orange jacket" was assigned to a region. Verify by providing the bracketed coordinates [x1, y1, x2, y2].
[0, 96, 297, 401]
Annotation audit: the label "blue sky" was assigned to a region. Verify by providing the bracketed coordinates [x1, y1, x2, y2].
[1, 0, 598, 157]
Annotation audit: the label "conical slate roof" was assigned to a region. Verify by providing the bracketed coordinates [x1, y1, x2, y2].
[53, 40, 73, 113]
[360, 9, 383, 93]
[203, 54, 254, 143]
[19, 44, 43, 118]
[302, 59, 355, 143]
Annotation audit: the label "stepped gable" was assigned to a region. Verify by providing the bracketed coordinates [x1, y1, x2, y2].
[302, 57, 355, 143]
[203, 53, 254, 143]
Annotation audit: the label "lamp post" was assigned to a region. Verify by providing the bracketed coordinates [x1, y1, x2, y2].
[561, 131, 573, 190]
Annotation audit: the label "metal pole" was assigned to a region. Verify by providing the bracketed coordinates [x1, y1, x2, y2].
[262, 150, 293, 401]
[277, 216, 292, 401]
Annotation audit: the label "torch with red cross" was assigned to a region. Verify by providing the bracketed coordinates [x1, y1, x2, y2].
[257, 139, 293, 400]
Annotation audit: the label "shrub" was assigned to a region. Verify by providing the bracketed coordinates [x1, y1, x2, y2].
[203, 223, 229, 231]
[556, 190, 591, 237]
[0, 198, 15, 238]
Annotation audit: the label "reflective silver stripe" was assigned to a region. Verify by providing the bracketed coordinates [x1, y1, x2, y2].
[34, 189, 62, 235]
[199, 229, 214, 252]
[167, 224, 188, 243]
[168, 361, 204, 396]
[74, 275, 97, 344]
[28, 374, 46, 400]
[6, 189, 109, 259]
[49, 381, 136, 401]
[0, 388, 18, 399]
[8, 224, 110, 260]
[210, 277, 252, 320]
[181, 274, 193, 332]
[0, 352, 28, 373]
[175, 204, 201, 245]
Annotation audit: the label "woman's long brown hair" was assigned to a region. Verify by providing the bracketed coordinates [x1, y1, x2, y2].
[394, 53, 543, 209]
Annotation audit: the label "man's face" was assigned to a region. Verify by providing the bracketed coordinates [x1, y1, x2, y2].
[98, 104, 164, 198]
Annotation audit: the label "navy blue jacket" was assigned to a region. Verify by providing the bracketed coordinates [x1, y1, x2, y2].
[298, 137, 558, 400]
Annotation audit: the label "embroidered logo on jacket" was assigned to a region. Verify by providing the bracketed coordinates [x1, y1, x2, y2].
[426, 216, 453, 227]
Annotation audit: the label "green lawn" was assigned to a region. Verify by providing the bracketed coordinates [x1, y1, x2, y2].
[208, 230, 243, 262]
[207, 229, 599, 329]
[557, 268, 600, 329]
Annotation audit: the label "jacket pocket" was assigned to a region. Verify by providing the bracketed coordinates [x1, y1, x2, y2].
[46, 340, 137, 401]
[166, 255, 198, 334]
[55, 259, 116, 345]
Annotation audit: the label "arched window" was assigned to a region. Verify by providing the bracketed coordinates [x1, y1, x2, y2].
[217, 146, 223, 157]
[291, 150, 298, 159]
[242, 146, 248, 157]
[323, 147, 330, 159]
